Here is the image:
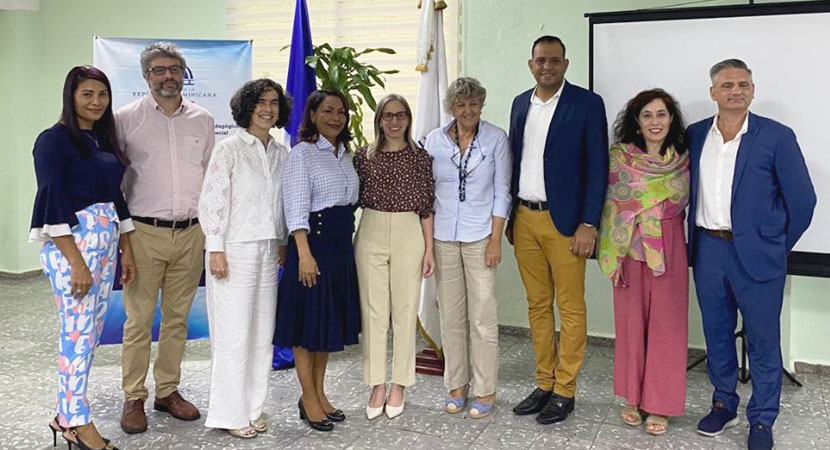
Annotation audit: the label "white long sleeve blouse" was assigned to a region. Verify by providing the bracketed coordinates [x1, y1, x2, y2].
[198, 130, 289, 252]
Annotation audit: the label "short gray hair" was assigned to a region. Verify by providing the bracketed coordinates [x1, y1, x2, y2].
[709, 58, 752, 84]
[443, 77, 487, 114]
[140, 42, 187, 75]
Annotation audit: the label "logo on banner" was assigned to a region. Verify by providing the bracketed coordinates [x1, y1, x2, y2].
[184, 66, 195, 86]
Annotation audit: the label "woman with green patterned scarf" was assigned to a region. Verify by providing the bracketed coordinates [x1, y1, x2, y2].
[597, 89, 690, 436]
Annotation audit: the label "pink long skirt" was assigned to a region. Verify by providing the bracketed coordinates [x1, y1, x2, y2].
[613, 214, 688, 416]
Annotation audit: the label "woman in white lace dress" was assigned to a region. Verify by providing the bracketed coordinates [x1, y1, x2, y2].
[198, 79, 292, 439]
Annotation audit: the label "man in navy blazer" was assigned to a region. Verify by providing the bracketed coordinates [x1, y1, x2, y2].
[506, 35, 608, 425]
[688, 59, 815, 450]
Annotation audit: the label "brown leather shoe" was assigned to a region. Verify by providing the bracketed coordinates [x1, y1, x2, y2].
[154, 391, 201, 421]
[121, 399, 147, 434]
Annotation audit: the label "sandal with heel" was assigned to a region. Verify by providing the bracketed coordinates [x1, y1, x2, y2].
[645, 414, 668, 435]
[48, 415, 63, 447]
[621, 404, 645, 427]
[63, 428, 118, 450]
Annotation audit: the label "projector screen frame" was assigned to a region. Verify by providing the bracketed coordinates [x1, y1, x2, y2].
[586, 0, 830, 278]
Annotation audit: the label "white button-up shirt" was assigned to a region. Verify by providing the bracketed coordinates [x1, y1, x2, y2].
[116, 95, 215, 221]
[198, 130, 289, 252]
[695, 114, 749, 230]
[518, 83, 564, 202]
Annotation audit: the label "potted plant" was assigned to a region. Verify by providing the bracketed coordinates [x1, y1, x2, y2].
[306, 43, 399, 147]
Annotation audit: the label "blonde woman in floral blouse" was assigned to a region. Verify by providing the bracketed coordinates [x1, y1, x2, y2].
[354, 94, 435, 420]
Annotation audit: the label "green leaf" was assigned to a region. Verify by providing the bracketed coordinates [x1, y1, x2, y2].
[373, 47, 396, 54]
[356, 84, 377, 110]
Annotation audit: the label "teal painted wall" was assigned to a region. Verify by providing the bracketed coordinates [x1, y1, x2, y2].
[0, 9, 44, 273]
[0, 0, 225, 273]
[459, 0, 830, 368]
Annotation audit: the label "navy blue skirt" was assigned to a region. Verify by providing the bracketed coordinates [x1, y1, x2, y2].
[274, 205, 361, 352]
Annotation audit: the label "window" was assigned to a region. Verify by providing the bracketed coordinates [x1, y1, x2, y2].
[226, 0, 459, 135]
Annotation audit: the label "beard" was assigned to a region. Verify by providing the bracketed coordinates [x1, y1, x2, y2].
[154, 80, 183, 98]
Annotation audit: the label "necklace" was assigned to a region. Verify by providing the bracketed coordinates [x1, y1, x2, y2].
[83, 130, 100, 149]
[452, 121, 480, 202]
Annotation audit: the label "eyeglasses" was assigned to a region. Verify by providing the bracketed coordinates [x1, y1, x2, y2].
[147, 65, 184, 76]
[381, 111, 410, 122]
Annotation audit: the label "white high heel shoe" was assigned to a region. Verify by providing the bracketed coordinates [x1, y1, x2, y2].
[385, 389, 405, 419]
[365, 402, 384, 420]
[365, 386, 386, 420]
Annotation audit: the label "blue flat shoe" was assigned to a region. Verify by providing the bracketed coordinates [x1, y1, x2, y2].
[469, 400, 494, 419]
[444, 396, 466, 414]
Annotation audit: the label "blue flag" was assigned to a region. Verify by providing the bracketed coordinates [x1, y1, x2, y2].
[273, 0, 315, 371]
[285, 0, 316, 146]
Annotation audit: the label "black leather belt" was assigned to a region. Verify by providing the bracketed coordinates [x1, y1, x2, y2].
[701, 227, 733, 241]
[134, 216, 199, 230]
[519, 199, 548, 211]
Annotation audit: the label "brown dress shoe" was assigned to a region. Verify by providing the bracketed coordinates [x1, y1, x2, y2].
[154, 391, 201, 421]
[121, 399, 147, 434]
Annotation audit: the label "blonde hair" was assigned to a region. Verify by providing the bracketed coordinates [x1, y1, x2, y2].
[367, 94, 417, 160]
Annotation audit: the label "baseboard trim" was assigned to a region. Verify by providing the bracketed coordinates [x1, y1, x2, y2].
[497, 325, 828, 374]
[0, 269, 41, 280]
[794, 361, 830, 376]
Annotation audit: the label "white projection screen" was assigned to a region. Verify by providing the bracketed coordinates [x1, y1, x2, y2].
[588, 2, 830, 277]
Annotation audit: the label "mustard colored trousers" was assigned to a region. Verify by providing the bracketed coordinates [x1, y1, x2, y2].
[513, 204, 587, 398]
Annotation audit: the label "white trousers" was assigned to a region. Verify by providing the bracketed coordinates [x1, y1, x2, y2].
[204, 239, 278, 429]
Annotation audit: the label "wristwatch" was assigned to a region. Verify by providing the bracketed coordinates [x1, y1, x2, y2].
[581, 223, 596, 229]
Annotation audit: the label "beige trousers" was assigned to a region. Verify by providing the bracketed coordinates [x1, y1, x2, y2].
[355, 209, 425, 387]
[433, 237, 499, 398]
[121, 221, 204, 400]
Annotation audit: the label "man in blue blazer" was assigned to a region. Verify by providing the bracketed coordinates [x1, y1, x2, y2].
[688, 59, 815, 450]
[506, 35, 608, 425]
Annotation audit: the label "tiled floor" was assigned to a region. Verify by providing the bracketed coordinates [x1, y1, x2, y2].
[2, 276, 829, 449]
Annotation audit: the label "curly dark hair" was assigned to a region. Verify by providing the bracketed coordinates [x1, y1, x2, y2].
[298, 89, 353, 147]
[230, 79, 292, 129]
[613, 88, 687, 155]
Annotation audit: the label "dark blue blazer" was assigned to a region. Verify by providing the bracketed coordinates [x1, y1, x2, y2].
[508, 82, 609, 236]
[687, 113, 816, 281]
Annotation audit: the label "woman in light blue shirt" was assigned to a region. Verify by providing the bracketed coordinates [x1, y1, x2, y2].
[274, 89, 360, 433]
[423, 77, 512, 419]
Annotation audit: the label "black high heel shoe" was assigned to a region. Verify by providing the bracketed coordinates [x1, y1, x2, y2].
[50, 417, 110, 448]
[297, 399, 334, 432]
[48, 415, 63, 447]
[325, 408, 346, 422]
[63, 428, 119, 450]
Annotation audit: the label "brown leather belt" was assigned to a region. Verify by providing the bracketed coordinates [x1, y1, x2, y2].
[702, 228, 733, 241]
